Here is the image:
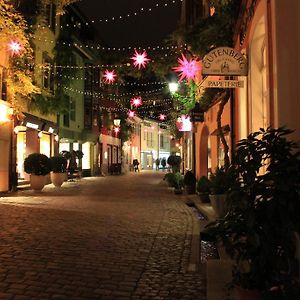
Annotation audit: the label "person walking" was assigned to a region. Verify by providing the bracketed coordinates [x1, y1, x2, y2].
[133, 159, 140, 172]
[155, 158, 160, 170]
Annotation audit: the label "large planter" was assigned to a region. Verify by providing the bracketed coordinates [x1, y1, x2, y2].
[50, 172, 66, 187]
[174, 188, 183, 195]
[30, 174, 46, 191]
[185, 185, 195, 194]
[209, 194, 227, 218]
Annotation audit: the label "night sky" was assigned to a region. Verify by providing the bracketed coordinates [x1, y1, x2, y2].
[76, 0, 182, 47]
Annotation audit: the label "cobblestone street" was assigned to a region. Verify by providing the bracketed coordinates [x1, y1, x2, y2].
[0, 172, 206, 300]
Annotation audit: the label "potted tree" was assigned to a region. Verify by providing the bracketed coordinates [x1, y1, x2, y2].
[204, 127, 300, 299]
[183, 170, 196, 194]
[50, 156, 68, 187]
[173, 172, 184, 194]
[167, 155, 181, 173]
[196, 176, 212, 203]
[24, 153, 51, 191]
[163, 172, 177, 187]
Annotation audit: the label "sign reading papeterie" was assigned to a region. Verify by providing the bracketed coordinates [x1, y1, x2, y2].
[202, 47, 248, 76]
[204, 80, 244, 88]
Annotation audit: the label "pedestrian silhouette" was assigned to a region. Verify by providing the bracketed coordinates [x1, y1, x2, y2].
[133, 159, 139, 172]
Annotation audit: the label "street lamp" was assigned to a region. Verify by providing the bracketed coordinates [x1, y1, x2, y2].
[113, 119, 121, 127]
[168, 82, 178, 94]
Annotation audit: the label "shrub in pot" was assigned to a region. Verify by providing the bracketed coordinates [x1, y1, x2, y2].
[173, 172, 184, 194]
[204, 127, 300, 298]
[183, 170, 196, 194]
[163, 172, 177, 187]
[209, 167, 234, 217]
[50, 156, 68, 187]
[196, 176, 212, 203]
[167, 155, 181, 173]
[24, 153, 51, 191]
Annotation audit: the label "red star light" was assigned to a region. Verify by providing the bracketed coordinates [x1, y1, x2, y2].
[173, 53, 201, 83]
[114, 127, 120, 134]
[128, 110, 135, 118]
[131, 96, 142, 107]
[103, 69, 116, 84]
[130, 50, 150, 69]
[8, 41, 21, 55]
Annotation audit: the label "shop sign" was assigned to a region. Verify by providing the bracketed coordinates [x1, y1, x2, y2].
[202, 47, 248, 76]
[26, 121, 40, 130]
[204, 80, 244, 88]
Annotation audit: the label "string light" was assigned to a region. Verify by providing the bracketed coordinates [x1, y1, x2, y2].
[31, 0, 183, 30]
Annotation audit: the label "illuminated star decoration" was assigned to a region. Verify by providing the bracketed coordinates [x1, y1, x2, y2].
[173, 53, 201, 83]
[130, 50, 150, 69]
[159, 114, 166, 121]
[128, 110, 135, 118]
[103, 69, 116, 84]
[9, 41, 21, 55]
[114, 127, 120, 134]
[131, 96, 142, 107]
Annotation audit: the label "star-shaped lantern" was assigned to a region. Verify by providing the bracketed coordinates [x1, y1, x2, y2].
[131, 96, 142, 108]
[173, 53, 201, 83]
[130, 50, 150, 69]
[128, 110, 135, 118]
[9, 41, 21, 55]
[103, 69, 116, 84]
[159, 114, 166, 121]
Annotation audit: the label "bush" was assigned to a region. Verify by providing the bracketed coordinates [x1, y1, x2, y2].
[210, 167, 234, 194]
[163, 172, 177, 187]
[196, 176, 212, 194]
[60, 150, 71, 160]
[24, 153, 51, 176]
[75, 150, 84, 159]
[183, 170, 196, 186]
[167, 155, 181, 172]
[50, 156, 68, 173]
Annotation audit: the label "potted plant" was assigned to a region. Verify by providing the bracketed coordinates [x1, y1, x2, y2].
[183, 170, 196, 194]
[196, 176, 212, 203]
[50, 156, 68, 187]
[167, 155, 181, 173]
[24, 153, 51, 191]
[163, 172, 176, 187]
[209, 167, 234, 217]
[204, 127, 300, 299]
[173, 172, 184, 194]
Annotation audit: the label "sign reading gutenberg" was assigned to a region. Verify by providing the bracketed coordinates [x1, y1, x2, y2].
[202, 47, 248, 76]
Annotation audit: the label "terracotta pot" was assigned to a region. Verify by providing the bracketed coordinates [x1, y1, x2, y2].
[30, 174, 46, 191]
[236, 287, 262, 300]
[50, 172, 66, 187]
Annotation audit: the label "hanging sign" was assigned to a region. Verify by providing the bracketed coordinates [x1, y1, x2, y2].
[202, 47, 248, 76]
[204, 80, 244, 88]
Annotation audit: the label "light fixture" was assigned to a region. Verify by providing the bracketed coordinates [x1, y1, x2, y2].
[113, 119, 121, 126]
[0, 102, 13, 123]
[54, 135, 59, 142]
[168, 82, 178, 94]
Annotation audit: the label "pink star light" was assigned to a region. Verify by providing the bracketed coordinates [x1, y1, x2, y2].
[131, 96, 142, 107]
[128, 110, 135, 118]
[130, 50, 150, 69]
[103, 69, 116, 84]
[159, 114, 166, 121]
[173, 53, 201, 83]
[9, 41, 21, 55]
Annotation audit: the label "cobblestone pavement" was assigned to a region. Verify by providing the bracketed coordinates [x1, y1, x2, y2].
[0, 171, 206, 300]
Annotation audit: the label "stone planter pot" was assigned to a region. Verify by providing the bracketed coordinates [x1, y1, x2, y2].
[30, 174, 46, 191]
[209, 194, 227, 218]
[50, 172, 66, 187]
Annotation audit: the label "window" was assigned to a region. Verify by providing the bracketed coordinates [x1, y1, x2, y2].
[43, 54, 54, 92]
[160, 135, 164, 148]
[70, 99, 76, 121]
[45, 4, 56, 33]
[0, 67, 7, 101]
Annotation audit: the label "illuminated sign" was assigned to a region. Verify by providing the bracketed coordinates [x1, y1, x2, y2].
[26, 122, 39, 130]
[177, 115, 192, 132]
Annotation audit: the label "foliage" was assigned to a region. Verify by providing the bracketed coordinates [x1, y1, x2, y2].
[173, 81, 197, 114]
[163, 172, 176, 187]
[24, 153, 51, 175]
[183, 170, 196, 186]
[204, 127, 300, 296]
[173, 172, 184, 190]
[167, 155, 181, 173]
[196, 176, 212, 194]
[0, 1, 40, 113]
[161, 158, 166, 168]
[209, 167, 235, 194]
[43, 0, 80, 15]
[75, 150, 84, 159]
[50, 156, 67, 173]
